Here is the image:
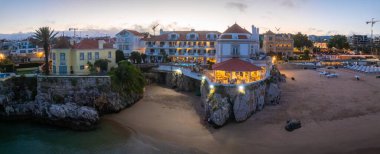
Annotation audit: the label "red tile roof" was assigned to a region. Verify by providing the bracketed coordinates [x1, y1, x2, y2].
[223, 23, 251, 34]
[73, 39, 114, 49]
[212, 58, 262, 72]
[142, 31, 221, 41]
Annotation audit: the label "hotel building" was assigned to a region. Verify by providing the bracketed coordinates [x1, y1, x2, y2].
[143, 29, 220, 64]
[262, 31, 294, 58]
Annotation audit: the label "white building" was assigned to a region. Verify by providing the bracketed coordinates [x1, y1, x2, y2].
[216, 23, 260, 63]
[115, 29, 147, 57]
[143, 29, 220, 64]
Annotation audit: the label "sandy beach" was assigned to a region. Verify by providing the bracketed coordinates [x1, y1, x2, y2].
[103, 66, 380, 154]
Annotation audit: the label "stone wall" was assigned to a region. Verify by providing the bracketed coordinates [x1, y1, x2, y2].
[36, 76, 142, 113]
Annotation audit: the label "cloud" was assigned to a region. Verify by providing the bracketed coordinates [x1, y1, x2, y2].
[226, 2, 248, 12]
[307, 27, 325, 35]
[281, 0, 295, 7]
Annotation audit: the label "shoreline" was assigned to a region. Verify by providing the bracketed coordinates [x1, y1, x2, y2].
[102, 67, 380, 154]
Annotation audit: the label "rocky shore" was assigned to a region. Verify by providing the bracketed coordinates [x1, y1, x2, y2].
[0, 76, 142, 130]
[157, 66, 283, 127]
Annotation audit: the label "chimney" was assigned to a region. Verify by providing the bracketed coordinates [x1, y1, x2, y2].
[191, 29, 195, 32]
[159, 29, 164, 35]
[98, 40, 105, 49]
[251, 25, 259, 42]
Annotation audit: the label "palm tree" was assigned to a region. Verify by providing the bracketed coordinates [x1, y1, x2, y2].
[33, 27, 58, 75]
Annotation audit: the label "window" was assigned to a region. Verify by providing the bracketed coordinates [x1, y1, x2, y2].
[170, 34, 176, 40]
[95, 52, 99, 60]
[80, 65, 85, 70]
[80, 52, 84, 60]
[88, 52, 92, 60]
[60, 53, 65, 60]
[232, 45, 239, 56]
[60, 53, 66, 65]
[52, 53, 56, 60]
[108, 51, 112, 58]
[269, 36, 273, 41]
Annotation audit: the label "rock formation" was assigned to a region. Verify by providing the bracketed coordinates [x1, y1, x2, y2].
[0, 76, 143, 130]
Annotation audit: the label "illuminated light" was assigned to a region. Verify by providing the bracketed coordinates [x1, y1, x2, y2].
[202, 76, 206, 80]
[0, 53, 4, 60]
[272, 56, 276, 64]
[209, 84, 214, 89]
[238, 85, 245, 93]
[175, 69, 182, 74]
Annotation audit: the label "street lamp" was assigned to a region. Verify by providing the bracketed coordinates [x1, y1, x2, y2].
[0, 53, 5, 60]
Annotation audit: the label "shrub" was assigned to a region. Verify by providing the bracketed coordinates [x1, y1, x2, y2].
[109, 61, 145, 94]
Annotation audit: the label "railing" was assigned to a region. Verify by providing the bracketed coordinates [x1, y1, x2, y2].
[155, 63, 273, 87]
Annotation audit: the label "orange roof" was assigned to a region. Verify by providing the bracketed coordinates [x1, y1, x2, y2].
[142, 31, 221, 41]
[223, 23, 251, 34]
[73, 39, 114, 49]
[212, 58, 262, 72]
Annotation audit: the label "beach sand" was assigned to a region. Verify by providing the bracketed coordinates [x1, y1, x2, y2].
[103, 67, 380, 154]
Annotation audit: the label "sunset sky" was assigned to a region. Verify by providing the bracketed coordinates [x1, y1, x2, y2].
[0, 0, 379, 37]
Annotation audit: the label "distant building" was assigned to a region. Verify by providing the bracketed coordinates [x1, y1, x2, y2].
[349, 35, 370, 48]
[115, 29, 147, 57]
[51, 39, 117, 75]
[374, 36, 380, 47]
[7, 39, 42, 55]
[308, 35, 331, 42]
[262, 31, 294, 58]
[143, 29, 220, 64]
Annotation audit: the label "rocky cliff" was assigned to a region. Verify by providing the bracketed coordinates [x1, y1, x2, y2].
[0, 76, 143, 130]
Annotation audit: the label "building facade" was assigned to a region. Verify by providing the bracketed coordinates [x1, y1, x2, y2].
[52, 39, 117, 75]
[262, 31, 294, 58]
[143, 29, 220, 64]
[208, 23, 266, 84]
[349, 35, 370, 48]
[115, 29, 147, 57]
[216, 24, 260, 63]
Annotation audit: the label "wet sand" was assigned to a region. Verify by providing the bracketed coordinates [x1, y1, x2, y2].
[104, 67, 380, 154]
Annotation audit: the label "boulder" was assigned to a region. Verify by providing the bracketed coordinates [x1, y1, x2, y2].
[265, 83, 281, 105]
[208, 94, 231, 126]
[233, 90, 255, 122]
[34, 102, 99, 130]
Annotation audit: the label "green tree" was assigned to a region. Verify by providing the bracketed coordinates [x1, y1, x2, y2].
[303, 49, 310, 60]
[109, 61, 145, 94]
[328, 35, 349, 50]
[129, 51, 141, 64]
[115, 50, 126, 63]
[33, 27, 58, 75]
[293, 32, 313, 50]
[87, 61, 97, 75]
[94, 59, 111, 73]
